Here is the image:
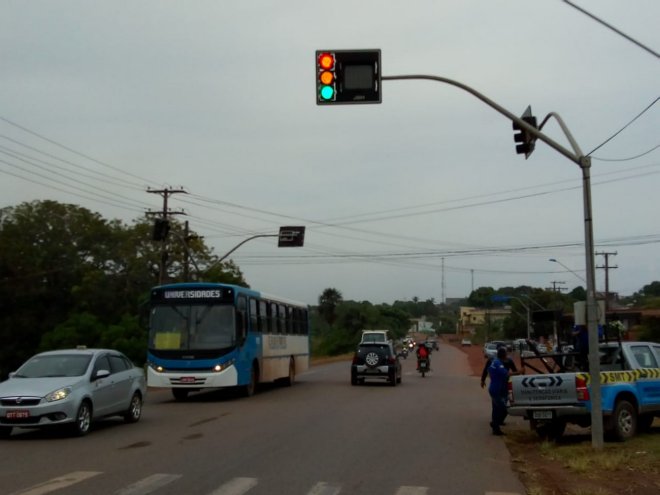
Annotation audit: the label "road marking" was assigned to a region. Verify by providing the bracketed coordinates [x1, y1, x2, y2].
[394, 487, 429, 495]
[9, 471, 102, 495]
[207, 477, 259, 495]
[114, 473, 182, 495]
[307, 481, 341, 495]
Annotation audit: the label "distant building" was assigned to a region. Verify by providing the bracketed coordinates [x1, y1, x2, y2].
[458, 306, 511, 335]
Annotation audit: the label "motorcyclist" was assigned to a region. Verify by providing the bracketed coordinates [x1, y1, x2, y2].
[416, 342, 430, 371]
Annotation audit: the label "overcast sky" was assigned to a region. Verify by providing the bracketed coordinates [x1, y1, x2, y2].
[1, 1, 659, 305]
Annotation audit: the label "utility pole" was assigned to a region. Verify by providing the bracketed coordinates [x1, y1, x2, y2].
[549, 281, 567, 293]
[596, 251, 617, 313]
[441, 257, 445, 305]
[146, 187, 187, 285]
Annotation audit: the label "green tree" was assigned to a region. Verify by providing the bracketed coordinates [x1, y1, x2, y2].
[318, 288, 343, 325]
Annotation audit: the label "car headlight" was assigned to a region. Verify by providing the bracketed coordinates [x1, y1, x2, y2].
[46, 387, 72, 402]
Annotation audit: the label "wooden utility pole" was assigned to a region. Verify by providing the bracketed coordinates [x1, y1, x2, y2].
[146, 187, 186, 285]
[596, 251, 617, 313]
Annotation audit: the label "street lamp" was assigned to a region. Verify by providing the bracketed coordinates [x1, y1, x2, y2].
[549, 258, 586, 283]
[491, 295, 532, 340]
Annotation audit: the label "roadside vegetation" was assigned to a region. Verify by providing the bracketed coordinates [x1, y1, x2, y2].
[2, 199, 659, 381]
[505, 422, 660, 495]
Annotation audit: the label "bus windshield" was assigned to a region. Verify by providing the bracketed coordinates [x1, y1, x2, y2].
[149, 304, 236, 351]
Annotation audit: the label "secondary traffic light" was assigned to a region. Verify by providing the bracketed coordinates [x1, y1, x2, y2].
[152, 218, 170, 241]
[512, 107, 538, 159]
[316, 49, 381, 105]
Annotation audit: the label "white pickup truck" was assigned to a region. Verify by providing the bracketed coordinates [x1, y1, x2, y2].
[508, 341, 660, 441]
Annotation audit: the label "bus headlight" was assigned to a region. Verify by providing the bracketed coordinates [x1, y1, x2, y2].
[147, 362, 165, 373]
[213, 359, 235, 372]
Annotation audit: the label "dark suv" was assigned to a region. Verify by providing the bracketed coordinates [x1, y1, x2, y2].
[351, 342, 402, 386]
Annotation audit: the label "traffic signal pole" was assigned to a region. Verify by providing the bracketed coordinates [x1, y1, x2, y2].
[381, 74, 604, 448]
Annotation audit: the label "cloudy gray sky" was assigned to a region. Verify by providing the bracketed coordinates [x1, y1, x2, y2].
[2, 0, 659, 305]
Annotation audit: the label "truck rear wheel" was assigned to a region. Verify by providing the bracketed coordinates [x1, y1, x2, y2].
[531, 419, 566, 441]
[605, 399, 637, 441]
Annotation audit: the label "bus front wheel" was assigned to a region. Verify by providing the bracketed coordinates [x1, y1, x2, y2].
[242, 365, 258, 397]
[172, 388, 190, 401]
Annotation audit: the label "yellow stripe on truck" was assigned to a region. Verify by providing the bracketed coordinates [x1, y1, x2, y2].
[575, 368, 660, 386]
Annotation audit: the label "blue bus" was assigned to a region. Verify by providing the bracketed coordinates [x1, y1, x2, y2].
[146, 283, 310, 400]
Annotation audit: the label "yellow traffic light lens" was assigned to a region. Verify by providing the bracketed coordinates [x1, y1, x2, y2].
[319, 53, 334, 70]
[320, 71, 334, 85]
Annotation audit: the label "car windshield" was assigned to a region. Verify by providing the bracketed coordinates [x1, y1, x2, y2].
[149, 303, 237, 350]
[15, 354, 93, 378]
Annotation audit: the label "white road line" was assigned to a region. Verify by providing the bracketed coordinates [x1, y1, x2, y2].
[206, 477, 259, 495]
[115, 474, 182, 495]
[394, 487, 429, 495]
[307, 482, 342, 495]
[9, 471, 102, 495]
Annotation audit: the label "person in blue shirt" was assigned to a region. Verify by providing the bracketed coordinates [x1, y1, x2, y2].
[488, 347, 512, 436]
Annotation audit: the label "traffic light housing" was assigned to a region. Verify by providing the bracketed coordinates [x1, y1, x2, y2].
[152, 218, 170, 241]
[512, 107, 538, 159]
[316, 49, 381, 105]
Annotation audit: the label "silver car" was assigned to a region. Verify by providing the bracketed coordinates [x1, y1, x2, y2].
[0, 348, 146, 438]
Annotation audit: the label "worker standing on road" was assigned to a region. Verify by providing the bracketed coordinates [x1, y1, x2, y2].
[488, 347, 511, 436]
[481, 347, 517, 388]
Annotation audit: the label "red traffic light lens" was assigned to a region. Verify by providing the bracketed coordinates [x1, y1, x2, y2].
[319, 53, 334, 70]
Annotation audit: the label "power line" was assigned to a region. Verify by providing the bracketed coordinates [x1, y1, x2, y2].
[0, 115, 156, 185]
[587, 97, 660, 156]
[562, 0, 660, 59]
[591, 144, 660, 162]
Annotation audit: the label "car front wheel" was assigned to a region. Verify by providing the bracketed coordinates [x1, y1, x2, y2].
[70, 401, 92, 437]
[124, 392, 143, 423]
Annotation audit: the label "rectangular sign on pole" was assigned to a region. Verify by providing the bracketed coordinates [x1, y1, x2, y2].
[278, 226, 305, 247]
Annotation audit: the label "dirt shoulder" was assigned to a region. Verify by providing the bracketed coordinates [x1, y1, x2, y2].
[445, 337, 660, 495]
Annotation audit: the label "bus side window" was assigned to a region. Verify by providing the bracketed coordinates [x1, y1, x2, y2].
[249, 298, 259, 333]
[259, 300, 267, 332]
[301, 309, 309, 335]
[237, 295, 248, 340]
[277, 304, 285, 334]
[286, 306, 293, 334]
[268, 303, 277, 333]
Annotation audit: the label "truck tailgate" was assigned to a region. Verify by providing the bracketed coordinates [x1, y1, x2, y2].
[511, 373, 579, 406]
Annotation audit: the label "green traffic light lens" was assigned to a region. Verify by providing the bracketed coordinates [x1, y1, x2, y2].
[320, 85, 334, 100]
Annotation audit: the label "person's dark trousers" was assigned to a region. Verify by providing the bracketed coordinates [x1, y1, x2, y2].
[490, 392, 507, 433]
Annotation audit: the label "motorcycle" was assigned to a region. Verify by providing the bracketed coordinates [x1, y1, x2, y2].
[417, 357, 429, 377]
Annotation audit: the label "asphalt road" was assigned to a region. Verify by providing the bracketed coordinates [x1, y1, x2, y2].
[0, 343, 525, 495]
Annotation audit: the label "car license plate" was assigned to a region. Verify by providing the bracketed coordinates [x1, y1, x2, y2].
[6, 410, 30, 419]
[532, 410, 553, 420]
[180, 376, 196, 383]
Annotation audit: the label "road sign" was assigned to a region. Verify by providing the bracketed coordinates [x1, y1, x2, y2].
[278, 226, 305, 247]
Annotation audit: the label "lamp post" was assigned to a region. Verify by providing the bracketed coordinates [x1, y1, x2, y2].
[325, 69, 603, 448]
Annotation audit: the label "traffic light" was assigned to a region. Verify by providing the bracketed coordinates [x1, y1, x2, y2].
[152, 218, 170, 241]
[512, 106, 538, 159]
[316, 49, 381, 105]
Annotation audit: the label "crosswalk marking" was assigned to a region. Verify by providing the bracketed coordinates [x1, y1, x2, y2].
[307, 481, 341, 495]
[8, 471, 101, 495]
[7, 471, 522, 495]
[206, 477, 259, 495]
[115, 474, 182, 495]
[395, 487, 429, 495]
